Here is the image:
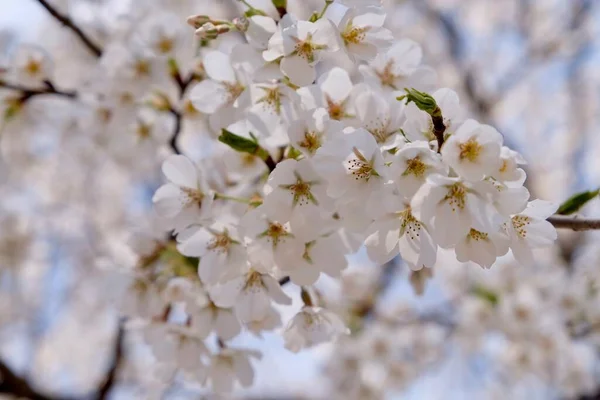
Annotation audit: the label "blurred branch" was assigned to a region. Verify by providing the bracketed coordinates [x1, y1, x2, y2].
[0, 321, 125, 400]
[0, 79, 77, 101]
[167, 61, 196, 155]
[34, 0, 103, 58]
[96, 321, 126, 400]
[548, 215, 600, 231]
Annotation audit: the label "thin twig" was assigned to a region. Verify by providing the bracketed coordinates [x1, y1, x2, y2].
[547, 215, 600, 231]
[96, 321, 126, 400]
[0, 80, 77, 101]
[35, 0, 103, 58]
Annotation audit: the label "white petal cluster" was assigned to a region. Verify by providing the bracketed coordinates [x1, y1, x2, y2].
[135, 1, 561, 392]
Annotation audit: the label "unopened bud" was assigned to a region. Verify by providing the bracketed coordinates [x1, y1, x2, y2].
[186, 14, 211, 29]
[398, 88, 440, 117]
[232, 17, 249, 32]
[195, 22, 230, 40]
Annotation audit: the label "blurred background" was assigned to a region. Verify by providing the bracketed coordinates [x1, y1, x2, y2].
[1, 0, 600, 399]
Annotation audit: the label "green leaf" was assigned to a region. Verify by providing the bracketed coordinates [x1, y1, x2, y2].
[398, 88, 439, 116]
[272, 0, 287, 8]
[244, 8, 267, 17]
[472, 285, 499, 306]
[557, 189, 600, 215]
[219, 129, 270, 160]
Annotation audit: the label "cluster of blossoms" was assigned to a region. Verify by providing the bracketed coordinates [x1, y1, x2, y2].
[1, 0, 578, 397]
[128, 0, 560, 393]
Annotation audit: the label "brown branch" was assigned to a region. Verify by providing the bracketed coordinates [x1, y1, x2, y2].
[548, 215, 600, 231]
[35, 0, 103, 58]
[0, 359, 57, 400]
[0, 321, 125, 400]
[0, 80, 77, 102]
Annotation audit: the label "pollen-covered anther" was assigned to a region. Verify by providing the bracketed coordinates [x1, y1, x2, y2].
[224, 81, 245, 103]
[375, 60, 398, 89]
[347, 147, 378, 181]
[181, 187, 205, 206]
[299, 130, 321, 154]
[511, 215, 531, 238]
[458, 138, 483, 162]
[342, 25, 370, 45]
[467, 228, 488, 242]
[442, 183, 467, 212]
[403, 156, 428, 178]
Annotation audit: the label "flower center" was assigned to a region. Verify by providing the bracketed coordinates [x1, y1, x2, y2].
[280, 173, 319, 206]
[136, 122, 152, 140]
[224, 81, 245, 104]
[375, 60, 398, 89]
[302, 241, 315, 263]
[257, 86, 283, 114]
[134, 59, 151, 77]
[467, 228, 488, 241]
[325, 95, 349, 121]
[441, 183, 466, 211]
[244, 269, 265, 291]
[298, 130, 321, 154]
[207, 231, 232, 253]
[157, 37, 174, 54]
[293, 33, 326, 63]
[24, 58, 41, 76]
[511, 215, 531, 238]
[181, 187, 205, 207]
[342, 23, 369, 45]
[402, 156, 428, 178]
[259, 222, 292, 247]
[399, 209, 422, 240]
[459, 138, 483, 162]
[347, 147, 379, 182]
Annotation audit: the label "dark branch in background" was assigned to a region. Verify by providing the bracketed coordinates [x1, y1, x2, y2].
[548, 215, 600, 232]
[0, 321, 125, 400]
[0, 80, 77, 102]
[35, 0, 103, 58]
[96, 321, 126, 400]
[168, 66, 196, 154]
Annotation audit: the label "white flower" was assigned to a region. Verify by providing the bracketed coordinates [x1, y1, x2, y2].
[145, 324, 208, 372]
[288, 108, 343, 157]
[273, 18, 340, 86]
[177, 220, 247, 285]
[211, 266, 292, 323]
[411, 174, 496, 248]
[389, 141, 447, 197]
[359, 39, 436, 93]
[298, 67, 360, 123]
[281, 233, 349, 286]
[442, 119, 503, 181]
[246, 16, 277, 50]
[365, 197, 437, 270]
[189, 47, 252, 130]
[263, 158, 333, 240]
[354, 90, 405, 149]
[205, 348, 261, 393]
[152, 155, 213, 230]
[283, 306, 350, 353]
[240, 206, 305, 268]
[187, 298, 242, 340]
[454, 228, 509, 268]
[325, 4, 393, 61]
[246, 306, 282, 337]
[245, 81, 300, 148]
[313, 128, 388, 217]
[11, 44, 52, 86]
[493, 146, 527, 184]
[506, 200, 558, 264]
[403, 88, 461, 143]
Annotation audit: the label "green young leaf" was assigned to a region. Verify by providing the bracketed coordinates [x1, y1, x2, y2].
[272, 0, 287, 8]
[557, 189, 600, 215]
[398, 88, 440, 117]
[219, 129, 270, 161]
[471, 285, 499, 306]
